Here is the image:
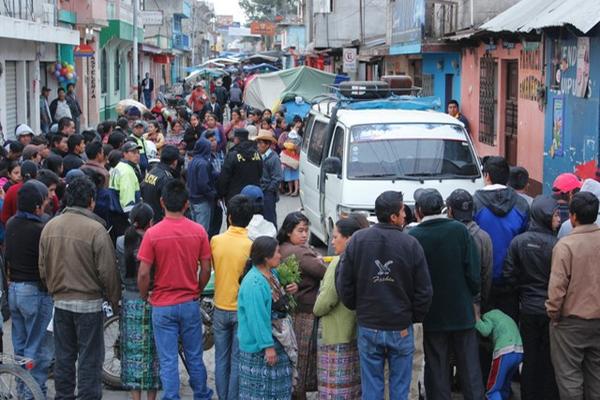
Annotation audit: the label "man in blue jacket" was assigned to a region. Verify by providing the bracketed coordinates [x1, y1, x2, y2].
[336, 190, 433, 400]
[473, 156, 529, 322]
[187, 138, 216, 231]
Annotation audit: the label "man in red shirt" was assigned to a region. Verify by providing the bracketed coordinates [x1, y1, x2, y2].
[187, 83, 208, 114]
[138, 180, 213, 399]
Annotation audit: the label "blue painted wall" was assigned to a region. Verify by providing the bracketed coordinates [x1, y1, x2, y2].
[543, 29, 600, 193]
[284, 26, 306, 52]
[422, 52, 461, 107]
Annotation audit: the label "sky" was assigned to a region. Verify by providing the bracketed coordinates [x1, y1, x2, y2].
[211, 0, 246, 23]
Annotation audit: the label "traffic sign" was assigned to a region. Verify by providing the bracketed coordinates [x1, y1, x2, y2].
[343, 48, 357, 73]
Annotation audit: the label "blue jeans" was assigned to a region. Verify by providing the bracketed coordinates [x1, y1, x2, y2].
[9, 282, 54, 398]
[143, 89, 152, 108]
[190, 201, 213, 232]
[357, 325, 414, 400]
[213, 308, 239, 400]
[152, 300, 213, 400]
[487, 352, 523, 400]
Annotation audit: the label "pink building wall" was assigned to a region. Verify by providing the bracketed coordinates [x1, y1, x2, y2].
[461, 39, 545, 192]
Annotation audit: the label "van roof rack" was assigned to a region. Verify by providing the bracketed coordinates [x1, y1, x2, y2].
[310, 79, 440, 116]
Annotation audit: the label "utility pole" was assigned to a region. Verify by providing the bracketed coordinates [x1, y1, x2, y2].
[133, 0, 139, 99]
[191, 4, 196, 65]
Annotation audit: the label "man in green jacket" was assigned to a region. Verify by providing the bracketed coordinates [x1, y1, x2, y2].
[409, 188, 483, 400]
[109, 141, 142, 213]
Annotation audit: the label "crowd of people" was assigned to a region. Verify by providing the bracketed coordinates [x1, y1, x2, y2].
[0, 81, 599, 400]
[0, 89, 311, 399]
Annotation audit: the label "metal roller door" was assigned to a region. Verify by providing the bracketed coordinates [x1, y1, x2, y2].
[4, 61, 17, 141]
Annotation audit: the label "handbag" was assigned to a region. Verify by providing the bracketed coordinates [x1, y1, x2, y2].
[281, 150, 300, 170]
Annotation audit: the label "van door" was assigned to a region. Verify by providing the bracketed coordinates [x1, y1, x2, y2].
[322, 124, 346, 239]
[300, 116, 330, 241]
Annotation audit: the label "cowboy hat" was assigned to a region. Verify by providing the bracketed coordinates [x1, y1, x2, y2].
[255, 129, 277, 143]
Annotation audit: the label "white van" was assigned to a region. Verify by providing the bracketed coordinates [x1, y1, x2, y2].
[299, 86, 484, 245]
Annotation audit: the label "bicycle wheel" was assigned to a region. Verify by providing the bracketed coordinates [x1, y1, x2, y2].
[102, 315, 123, 388]
[0, 363, 44, 400]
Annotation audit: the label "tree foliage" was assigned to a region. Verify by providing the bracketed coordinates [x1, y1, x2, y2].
[239, 0, 300, 21]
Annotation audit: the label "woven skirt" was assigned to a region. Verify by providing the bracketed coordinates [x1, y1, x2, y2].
[317, 324, 361, 399]
[293, 312, 319, 396]
[239, 341, 293, 400]
[120, 297, 161, 390]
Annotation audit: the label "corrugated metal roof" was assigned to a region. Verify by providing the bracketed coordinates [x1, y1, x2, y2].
[481, 0, 600, 34]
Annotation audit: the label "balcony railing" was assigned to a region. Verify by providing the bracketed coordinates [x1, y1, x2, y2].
[0, 0, 56, 25]
[173, 33, 190, 50]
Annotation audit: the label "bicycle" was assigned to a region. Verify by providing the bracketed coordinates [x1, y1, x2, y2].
[102, 296, 215, 389]
[0, 353, 44, 400]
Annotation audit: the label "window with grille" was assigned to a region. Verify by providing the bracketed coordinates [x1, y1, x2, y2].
[421, 74, 434, 97]
[479, 55, 497, 146]
[101, 49, 108, 94]
[114, 49, 120, 93]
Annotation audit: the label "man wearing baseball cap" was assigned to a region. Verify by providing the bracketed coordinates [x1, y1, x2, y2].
[129, 120, 150, 174]
[5, 179, 52, 396]
[15, 124, 35, 146]
[109, 141, 142, 214]
[240, 185, 277, 240]
[217, 129, 262, 204]
[409, 188, 484, 400]
[447, 189, 493, 311]
[141, 145, 179, 223]
[552, 173, 582, 224]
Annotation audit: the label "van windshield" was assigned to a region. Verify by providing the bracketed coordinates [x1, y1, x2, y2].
[347, 123, 480, 180]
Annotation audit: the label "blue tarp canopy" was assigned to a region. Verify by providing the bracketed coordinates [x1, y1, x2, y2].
[342, 96, 441, 111]
[281, 100, 312, 124]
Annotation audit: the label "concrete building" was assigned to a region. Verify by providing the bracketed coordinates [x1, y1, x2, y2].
[97, 0, 143, 120]
[144, 0, 192, 86]
[386, 0, 520, 108]
[187, 0, 216, 66]
[454, 0, 600, 194]
[306, 0, 387, 77]
[0, 0, 79, 139]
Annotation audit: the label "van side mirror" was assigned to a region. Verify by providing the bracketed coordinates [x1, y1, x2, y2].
[322, 157, 342, 176]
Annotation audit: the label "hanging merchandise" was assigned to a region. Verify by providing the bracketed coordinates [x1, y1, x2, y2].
[47, 61, 78, 87]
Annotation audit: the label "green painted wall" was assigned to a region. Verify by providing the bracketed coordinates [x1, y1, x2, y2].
[58, 10, 77, 25]
[98, 41, 130, 120]
[98, 19, 143, 120]
[100, 20, 144, 48]
[58, 45, 75, 65]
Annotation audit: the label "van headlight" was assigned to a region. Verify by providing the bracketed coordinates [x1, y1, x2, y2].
[337, 205, 354, 219]
[337, 205, 371, 219]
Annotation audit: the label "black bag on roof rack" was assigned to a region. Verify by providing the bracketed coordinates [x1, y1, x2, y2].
[338, 81, 390, 100]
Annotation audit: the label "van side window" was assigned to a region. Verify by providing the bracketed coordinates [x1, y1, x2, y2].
[307, 120, 328, 165]
[301, 115, 315, 153]
[331, 126, 345, 160]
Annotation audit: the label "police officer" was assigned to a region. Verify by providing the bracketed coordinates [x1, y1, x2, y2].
[140, 145, 179, 222]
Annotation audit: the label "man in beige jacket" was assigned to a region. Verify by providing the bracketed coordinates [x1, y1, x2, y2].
[546, 191, 600, 400]
[39, 176, 121, 400]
